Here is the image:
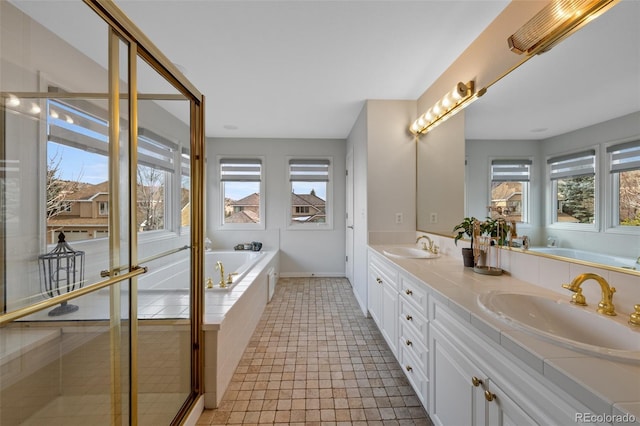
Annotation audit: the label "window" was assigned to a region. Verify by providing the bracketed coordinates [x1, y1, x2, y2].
[490, 159, 531, 223]
[548, 150, 596, 224]
[608, 140, 640, 227]
[219, 158, 264, 228]
[46, 97, 185, 241]
[98, 201, 108, 216]
[288, 158, 332, 228]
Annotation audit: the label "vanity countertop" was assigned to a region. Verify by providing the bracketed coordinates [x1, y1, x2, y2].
[369, 244, 640, 423]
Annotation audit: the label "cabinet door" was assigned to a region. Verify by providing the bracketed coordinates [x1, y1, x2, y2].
[381, 282, 398, 355]
[486, 380, 537, 426]
[431, 327, 485, 426]
[367, 266, 383, 326]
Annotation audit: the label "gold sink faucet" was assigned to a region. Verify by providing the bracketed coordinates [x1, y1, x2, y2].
[562, 273, 616, 316]
[416, 235, 438, 254]
[215, 261, 226, 288]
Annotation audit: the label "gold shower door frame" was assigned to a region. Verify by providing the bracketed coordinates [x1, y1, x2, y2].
[0, 0, 205, 424]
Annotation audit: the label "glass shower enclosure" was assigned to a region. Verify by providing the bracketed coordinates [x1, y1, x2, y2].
[0, 1, 205, 424]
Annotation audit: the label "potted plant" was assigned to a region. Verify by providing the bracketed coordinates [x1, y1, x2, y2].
[453, 217, 477, 267]
[482, 217, 510, 247]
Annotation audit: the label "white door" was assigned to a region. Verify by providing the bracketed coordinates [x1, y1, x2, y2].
[345, 149, 354, 284]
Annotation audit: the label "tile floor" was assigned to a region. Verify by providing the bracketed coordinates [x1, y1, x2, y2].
[197, 277, 434, 425]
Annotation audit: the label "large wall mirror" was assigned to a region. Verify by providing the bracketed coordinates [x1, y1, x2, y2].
[418, 1, 640, 271]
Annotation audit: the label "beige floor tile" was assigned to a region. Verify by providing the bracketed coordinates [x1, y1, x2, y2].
[197, 277, 434, 425]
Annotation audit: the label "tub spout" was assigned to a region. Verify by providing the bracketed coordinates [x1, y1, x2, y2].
[215, 261, 226, 288]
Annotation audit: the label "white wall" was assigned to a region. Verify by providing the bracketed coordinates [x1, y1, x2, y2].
[347, 99, 417, 315]
[206, 137, 346, 276]
[346, 104, 369, 314]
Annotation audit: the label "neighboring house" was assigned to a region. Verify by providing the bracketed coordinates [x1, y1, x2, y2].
[47, 180, 176, 243]
[225, 193, 261, 223]
[291, 191, 326, 223]
[47, 181, 109, 243]
[490, 182, 523, 222]
[224, 191, 327, 224]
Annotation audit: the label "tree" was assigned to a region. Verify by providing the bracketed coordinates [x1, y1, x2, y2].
[137, 165, 165, 231]
[619, 170, 640, 225]
[46, 151, 82, 219]
[558, 176, 595, 223]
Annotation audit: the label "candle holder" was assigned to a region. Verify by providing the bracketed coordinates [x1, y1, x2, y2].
[38, 232, 85, 316]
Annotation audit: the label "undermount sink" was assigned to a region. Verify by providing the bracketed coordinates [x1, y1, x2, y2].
[478, 291, 640, 363]
[383, 247, 440, 259]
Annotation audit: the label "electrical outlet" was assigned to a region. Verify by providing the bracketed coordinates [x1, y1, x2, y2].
[395, 213, 403, 224]
[430, 213, 438, 223]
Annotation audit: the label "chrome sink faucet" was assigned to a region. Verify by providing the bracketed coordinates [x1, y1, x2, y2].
[416, 235, 438, 254]
[562, 273, 616, 316]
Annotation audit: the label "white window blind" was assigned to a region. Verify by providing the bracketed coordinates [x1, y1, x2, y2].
[47, 99, 109, 155]
[289, 159, 330, 182]
[181, 147, 190, 177]
[491, 159, 532, 182]
[220, 159, 262, 181]
[608, 140, 640, 173]
[548, 150, 596, 180]
[138, 128, 177, 173]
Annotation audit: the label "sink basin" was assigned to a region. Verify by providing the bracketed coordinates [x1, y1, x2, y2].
[478, 291, 640, 363]
[383, 247, 440, 259]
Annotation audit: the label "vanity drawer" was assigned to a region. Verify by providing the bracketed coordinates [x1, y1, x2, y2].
[400, 345, 428, 405]
[399, 320, 428, 375]
[369, 252, 399, 290]
[399, 298, 428, 343]
[399, 273, 428, 313]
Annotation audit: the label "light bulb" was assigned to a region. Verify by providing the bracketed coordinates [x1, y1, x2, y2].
[7, 95, 20, 107]
[50, 110, 59, 119]
[66, 115, 74, 124]
[30, 103, 41, 114]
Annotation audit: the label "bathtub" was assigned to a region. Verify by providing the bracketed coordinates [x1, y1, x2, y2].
[204, 250, 266, 291]
[529, 247, 637, 269]
[138, 250, 266, 291]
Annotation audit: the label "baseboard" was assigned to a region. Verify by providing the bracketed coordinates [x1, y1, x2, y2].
[278, 272, 347, 278]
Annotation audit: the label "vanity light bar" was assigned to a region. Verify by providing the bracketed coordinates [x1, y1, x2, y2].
[508, 0, 619, 55]
[409, 81, 477, 135]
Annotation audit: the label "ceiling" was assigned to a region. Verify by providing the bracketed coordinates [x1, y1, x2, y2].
[465, 0, 640, 140]
[112, 0, 509, 139]
[10, 1, 639, 141]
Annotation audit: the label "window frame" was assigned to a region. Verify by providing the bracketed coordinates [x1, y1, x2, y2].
[605, 139, 640, 235]
[286, 156, 333, 230]
[217, 156, 265, 231]
[488, 158, 532, 224]
[44, 96, 187, 245]
[546, 148, 599, 232]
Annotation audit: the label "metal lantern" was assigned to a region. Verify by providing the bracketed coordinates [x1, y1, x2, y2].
[39, 231, 85, 316]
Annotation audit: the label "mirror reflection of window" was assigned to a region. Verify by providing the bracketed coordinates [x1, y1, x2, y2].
[608, 140, 640, 227]
[548, 150, 596, 224]
[490, 159, 531, 223]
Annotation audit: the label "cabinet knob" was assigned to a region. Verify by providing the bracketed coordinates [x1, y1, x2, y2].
[376, 277, 382, 284]
[471, 376, 483, 387]
[406, 339, 413, 346]
[405, 315, 413, 321]
[484, 390, 496, 402]
[406, 365, 413, 372]
[405, 289, 413, 295]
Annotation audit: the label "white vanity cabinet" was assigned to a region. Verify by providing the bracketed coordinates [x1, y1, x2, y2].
[367, 251, 398, 356]
[398, 272, 430, 405]
[429, 296, 594, 426]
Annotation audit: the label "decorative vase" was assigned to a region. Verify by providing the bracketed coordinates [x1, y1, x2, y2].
[461, 248, 474, 267]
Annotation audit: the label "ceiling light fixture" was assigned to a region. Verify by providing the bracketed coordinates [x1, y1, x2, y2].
[410, 81, 480, 135]
[508, 0, 619, 55]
